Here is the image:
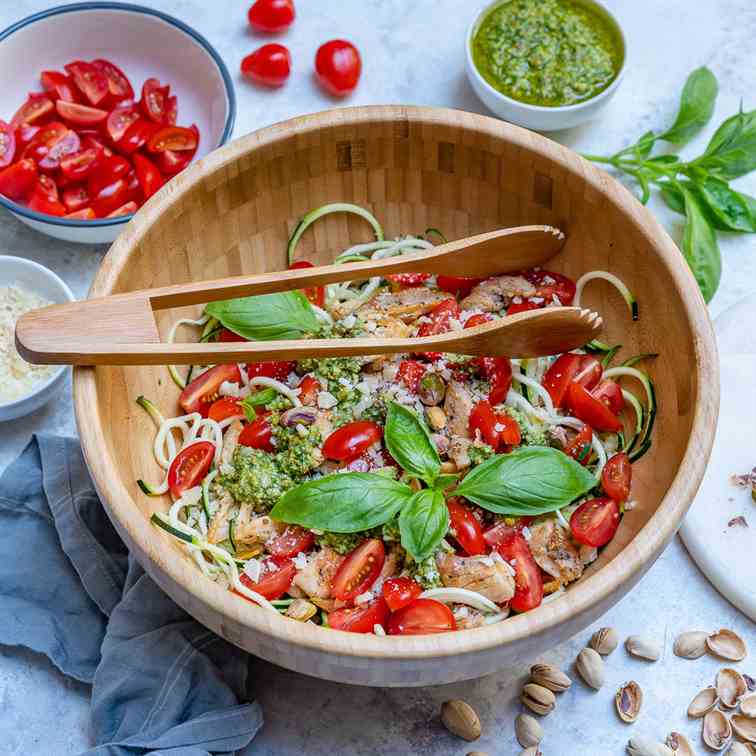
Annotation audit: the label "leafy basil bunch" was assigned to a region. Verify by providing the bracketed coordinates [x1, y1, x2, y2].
[271, 402, 595, 561]
[584, 66, 756, 303]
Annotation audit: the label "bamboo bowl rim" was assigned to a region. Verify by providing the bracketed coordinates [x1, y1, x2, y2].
[73, 105, 718, 660]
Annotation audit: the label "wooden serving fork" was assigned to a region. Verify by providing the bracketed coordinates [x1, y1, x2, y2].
[16, 225, 602, 365]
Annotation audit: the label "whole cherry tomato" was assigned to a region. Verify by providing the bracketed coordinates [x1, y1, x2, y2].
[601, 452, 632, 501]
[331, 539, 385, 602]
[322, 421, 382, 462]
[446, 497, 486, 556]
[315, 40, 361, 97]
[247, 0, 296, 33]
[241, 44, 292, 88]
[167, 440, 214, 498]
[570, 497, 621, 547]
[382, 577, 423, 612]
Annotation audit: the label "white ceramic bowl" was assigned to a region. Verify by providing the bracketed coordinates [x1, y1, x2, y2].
[0, 256, 74, 422]
[465, 0, 627, 131]
[0, 2, 236, 244]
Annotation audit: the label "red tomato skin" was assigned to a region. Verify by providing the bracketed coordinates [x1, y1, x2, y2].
[268, 526, 315, 558]
[41, 71, 78, 103]
[386, 273, 432, 287]
[331, 539, 385, 602]
[0, 159, 38, 200]
[106, 105, 140, 144]
[563, 422, 593, 464]
[315, 40, 362, 97]
[523, 268, 576, 305]
[436, 275, 485, 297]
[11, 93, 54, 128]
[288, 260, 325, 307]
[447, 498, 486, 556]
[329, 597, 390, 633]
[62, 185, 90, 212]
[496, 411, 521, 447]
[207, 397, 243, 422]
[592, 379, 625, 414]
[397, 360, 427, 392]
[322, 421, 382, 462]
[242, 44, 292, 88]
[167, 440, 215, 498]
[469, 400, 499, 449]
[570, 497, 621, 547]
[218, 328, 246, 343]
[574, 355, 603, 391]
[382, 577, 423, 612]
[132, 152, 165, 200]
[179, 364, 242, 415]
[92, 59, 134, 103]
[567, 381, 623, 433]
[140, 78, 170, 122]
[542, 353, 582, 407]
[245, 360, 295, 381]
[37, 129, 81, 172]
[601, 452, 632, 501]
[481, 356, 512, 405]
[387, 598, 457, 635]
[247, 0, 296, 33]
[494, 530, 543, 613]
[155, 147, 193, 176]
[297, 375, 320, 406]
[106, 200, 137, 218]
[59, 146, 103, 181]
[65, 61, 109, 106]
[28, 191, 66, 216]
[88, 155, 130, 196]
[15, 124, 41, 152]
[238, 557, 296, 600]
[416, 298, 461, 360]
[464, 312, 493, 329]
[507, 300, 541, 315]
[0, 121, 16, 168]
[238, 415, 275, 452]
[147, 125, 198, 153]
[55, 101, 107, 126]
[163, 95, 178, 126]
[65, 207, 95, 219]
[117, 119, 159, 154]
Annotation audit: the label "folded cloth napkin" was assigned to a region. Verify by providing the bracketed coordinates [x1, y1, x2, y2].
[0, 435, 263, 756]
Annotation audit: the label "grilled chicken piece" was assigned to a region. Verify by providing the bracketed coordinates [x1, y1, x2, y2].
[380, 544, 404, 579]
[220, 420, 243, 469]
[313, 410, 333, 444]
[453, 607, 489, 630]
[527, 519, 584, 584]
[448, 436, 472, 469]
[207, 487, 235, 544]
[460, 275, 535, 313]
[444, 380, 474, 438]
[356, 287, 449, 323]
[232, 508, 283, 548]
[366, 317, 413, 371]
[291, 546, 344, 599]
[437, 553, 515, 603]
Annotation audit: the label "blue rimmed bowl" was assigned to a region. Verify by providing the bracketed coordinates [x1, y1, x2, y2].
[0, 2, 236, 244]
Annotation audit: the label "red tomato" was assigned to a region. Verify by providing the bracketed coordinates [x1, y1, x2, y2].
[132, 152, 164, 200]
[88, 155, 130, 195]
[239, 415, 274, 452]
[477, 356, 512, 405]
[288, 260, 325, 307]
[241, 44, 292, 88]
[386, 273, 432, 287]
[36, 173, 60, 202]
[542, 353, 591, 407]
[507, 300, 541, 315]
[106, 200, 137, 218]
[331, 539, 385, 602]
[447, 497, 486, 556]
[218, 328, 247, 343]
[163, 95, 178, 126]
[238, 557, 296, 600]
[55, 100, 107, 126]
[179, 364, 242, 415]
[207, 397, 243, 422]
[117, 119, 159, 155]
[60, 145, 103, 181]
[387, 598, 457, 635]
[0, 121, 15, 168]
[11, 93, 54, 128]
[397, 360, 427, 392]
[247, 0, 296, 32]
[469, 400, 499, 448]
[382, 577, 422, 612]
[563, 422, 593, 464]
[92, 59, 134, 103]
[322, 421, 382, 462]
[416, 298, 461, 360]
[90, 176, 128, 216]
[329, 597, 390, 633]
[37, 130, 80, 172]
[494, 530, 543, 612]
[246, 360, 295, 381]
[567, 381, 623, 433]
[268, 526, 315, 558]
[496, 411, 521, 447]
[574, 355, 603, 391]
[464, 313, 493, 329]
[106, 105, 140, 144]
[483, 521, 514, 548]
[315, 40, 362, 97]
[155, 147, 193, 176]
[601, 452, 632, 501]
[167, 440, 214, 498]
[65, 207, 95, 219]
[436, 275, 485, 297]
[592, 379, 625, 415]
[297, 375, 321, 405]
[147, 125, 198, 153]
[28, 189, 66, 216]
[140, 78, 171, 123]
[570, 497, 621, 547]
[22, 121, 66, 162]
[523, 268, 576, 306]
[14, 124, 40, 152]
[41, 71, 78, 103]
[62, 185, 91, 213]
[0, 159, 38, 200]
[65, 61, 109, 106]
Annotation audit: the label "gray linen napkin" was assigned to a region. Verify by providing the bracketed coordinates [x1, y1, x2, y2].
[0, 435, 263, 755]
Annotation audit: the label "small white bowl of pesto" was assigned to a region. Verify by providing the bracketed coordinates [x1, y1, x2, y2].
[466, 0, 627, 131]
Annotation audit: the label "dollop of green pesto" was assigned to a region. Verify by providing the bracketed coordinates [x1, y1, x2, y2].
[316, 531, 367, 555]
[469, 443, 495, 467]
[472, 0, 622, 107]
[502, 406, 547, 446]
[405, 553, 443, 590]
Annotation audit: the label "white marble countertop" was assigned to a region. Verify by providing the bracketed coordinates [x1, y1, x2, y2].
[1, 1, 755, 754]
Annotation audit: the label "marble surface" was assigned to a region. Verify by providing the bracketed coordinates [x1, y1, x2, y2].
[1, 1, 755, 754]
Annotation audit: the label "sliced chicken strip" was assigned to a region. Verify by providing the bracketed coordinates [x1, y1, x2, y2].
[291, 547, 344, 599]
[444, 380, 474, 438]
[356, 287, 449, 323]
[437, 553, 515, 603]
[460, 275, 535, 313]
[219, 420, 243, 470]
[207, 487, 235, 544]
[527, 519, 584, 584]
[233, 507, 284, 548]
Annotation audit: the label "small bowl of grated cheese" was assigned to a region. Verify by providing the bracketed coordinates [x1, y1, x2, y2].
[0, 256, 74, 421]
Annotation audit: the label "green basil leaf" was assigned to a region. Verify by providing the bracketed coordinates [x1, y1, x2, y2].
[699, 108, 756, 179]
[454, 446, 596, 516]
[205, 291, 320, 341]
[697, 177, 756, 232]
[385, 402, 441, 485]
[680, 185, 722, 303]
[659, 66, 718, 145]
[634, 130, 656, 160]
[646, 155, 680, 165]
[271, 473, 412, 532]
[660, 181, 687, 215]
[398, 489, 449, 561]
[241, 388, 277, 420]
[433, 473, 459, 491]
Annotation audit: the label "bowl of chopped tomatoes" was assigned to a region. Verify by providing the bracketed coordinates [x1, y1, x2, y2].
[0, 2, 235, 244]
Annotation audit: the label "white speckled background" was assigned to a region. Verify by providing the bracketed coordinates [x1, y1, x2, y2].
[1, 1, 754, 754]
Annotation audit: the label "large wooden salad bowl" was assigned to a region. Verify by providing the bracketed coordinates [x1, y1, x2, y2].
[74, 106, 718, 686]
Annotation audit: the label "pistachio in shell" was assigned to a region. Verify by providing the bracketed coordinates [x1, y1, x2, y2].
[673, 630, 710, 659]
[521, 683, 556, 716]
[515, 714, 543, 748]
[418, 372, 446, 406]
[702, 709, 732, 750]
[665, 731, 694, 756]
[616, 681, 643, 723]
[625, 635, 661, 662]
[688, 686, 719, 718]
[529, 663, 572, 693]
[590, 626, 619, 655]
[707, 628, 748, 661]
[741, 692, 756, 717]
[440, 699, 481, 742]
[732, 713, 756, 743]
[626, 737, 675, 756]
[576, 647, 605, 690]
[284, 599, 318, 622]
[717, 667, 748, 708]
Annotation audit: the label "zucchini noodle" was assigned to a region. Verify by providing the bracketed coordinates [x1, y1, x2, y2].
[574, 270, 638, 320]
[511, 371, 556, 415]
[604, 366, 653, 408]
[249, 376, 301, 406]
[166, 315, 210, 389]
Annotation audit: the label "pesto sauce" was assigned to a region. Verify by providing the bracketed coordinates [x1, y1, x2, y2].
[472, 0, 622, 107]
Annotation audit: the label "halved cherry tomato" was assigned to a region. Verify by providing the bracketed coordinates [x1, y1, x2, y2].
[601, 452, 632, 501]
[387, 598, 457, 635]
[117, 118, 159, 154]
[207, 396, 243, 422]
[155, 147, 193, 176]
[382, 577, 423, 612]
[241, 44, 292, 88]
[416, 298, 461, 360]
[163, 95, 178, 126]
[141, 78, 170, 123]
[477, 356, 512, 405]
[329, 597, 390, 633]
[106, 200, 137, 218]
[563, 422, 593, 464]
[246, 360, 295, 381]
[62, 185, 91, 212]
[496, 411, 521, 448]
[147, 125, 197, 153]
[447, 497, 486, 556]
[397, 360, 426, 392]
[88, 155, 131, 197]
[55, 100, 107, 126]
[322, 421, 382, 462]
[297, 375, 321, 405]
[523, 268, 576, 306]
[60, 146, 103, 181]
[469, 400, 498, 448]
[331, 538, 385, 602]
[239, 415, 274, 452]
[106, 105, 140, 144]
[436, 275, 485, 298]
[288, 260, 325, 307]
[567, 381, 623, 433]
[218, 328, 247, 343]
[36, 173, 60, 202]
[11, 93, 54, 128]
[179, 363, 242, 415]
[542, 353, 601, 407]
[0, 121, 15, 168]
[315, 39, 361, 97]
[494, 530, 543, 612]
[28, 189, 65, 216]
[65, 207, 95, 219]
[570, 497, 621, 547]
[37, 129, 80, 172]
[592, 379, 625, 415]
[167, 440, 214, 498]
[65, 61, 109, 106]
[268, 526, 315, 558]
[92, 59, 134, 103]
[464, 312, 493, 329]
[248, 0, 296, 32]
[41, 71, 78, 103]
[483, 521, 520, 548]
[14, 124, 40, 152]
[574, 355, 602, 391]
[507, 299, 541, 315]
[89, 176, 128, 217]
[22, 121, 66, 162]
[386, 272, 432, 287]
[238, 557, 296, 600]
[130, 152, 165, 201]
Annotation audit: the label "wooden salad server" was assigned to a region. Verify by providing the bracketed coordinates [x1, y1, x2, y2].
[16, 224, 602, 365]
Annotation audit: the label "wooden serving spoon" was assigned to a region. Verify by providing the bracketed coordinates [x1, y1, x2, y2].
[16, 225, 602, 365]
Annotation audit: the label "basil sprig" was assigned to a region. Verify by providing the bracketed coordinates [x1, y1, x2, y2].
[384, 402, 440, 485]
[205, 290, 320, 341]
[398, 489, 449, 562]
